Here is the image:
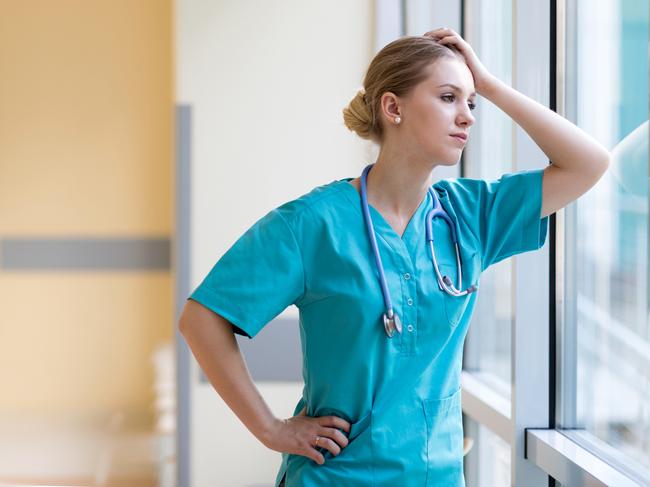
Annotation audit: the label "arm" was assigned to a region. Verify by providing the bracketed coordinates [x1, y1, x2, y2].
[178, 299, 277, 446]
[178, 299, 351, 463]
[481, 76, 611, 218]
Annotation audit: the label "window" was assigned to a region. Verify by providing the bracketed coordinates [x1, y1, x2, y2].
[558, 0, 650, 476]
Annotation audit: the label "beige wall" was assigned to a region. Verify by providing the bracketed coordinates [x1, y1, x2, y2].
[0, 0, 173, 430]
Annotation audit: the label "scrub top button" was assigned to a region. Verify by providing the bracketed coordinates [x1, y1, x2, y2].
[407, 324, 414, 332]
[403, 273, 411, 280]
[407, 298, 413, 306]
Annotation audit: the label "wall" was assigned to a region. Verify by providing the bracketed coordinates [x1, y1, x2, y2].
[0, 0, 173, 481]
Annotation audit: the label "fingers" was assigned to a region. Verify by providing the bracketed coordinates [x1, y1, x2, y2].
[437, 35, 459, 46]
[289, 412, 353, 465]
[317, 426, 349, 450]
[303, 426, 349, 465]
[307, 417, 353, 464]
[312, 417, 352, 459]
[302, 442, 326, 465]
[424, 27, 460, 40]
[313, 433, 342, 456]
[318, 414, 351, 434]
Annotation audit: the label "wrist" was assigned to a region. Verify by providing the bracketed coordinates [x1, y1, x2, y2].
[259, 415, 283, 447]
[478, 75, 502, 100]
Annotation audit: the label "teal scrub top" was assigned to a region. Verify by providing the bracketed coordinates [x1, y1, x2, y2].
[188, 168, 549, 487]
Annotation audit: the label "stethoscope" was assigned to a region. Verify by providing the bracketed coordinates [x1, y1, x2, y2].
[359, 163, 478, 338]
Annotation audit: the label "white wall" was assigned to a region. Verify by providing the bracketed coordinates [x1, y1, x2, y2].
[176, 1, 375, 485]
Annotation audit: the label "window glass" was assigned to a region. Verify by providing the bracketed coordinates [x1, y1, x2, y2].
[564, 0, 649, 473]
[463, 417, 511, 487]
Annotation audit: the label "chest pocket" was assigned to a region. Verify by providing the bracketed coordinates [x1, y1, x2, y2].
[439, 251, 481, 328]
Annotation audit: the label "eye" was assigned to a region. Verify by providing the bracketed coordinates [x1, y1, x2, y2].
[441, 94, 477, 111]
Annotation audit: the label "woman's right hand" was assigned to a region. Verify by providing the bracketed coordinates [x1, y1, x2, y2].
[262, 406, 351, 465]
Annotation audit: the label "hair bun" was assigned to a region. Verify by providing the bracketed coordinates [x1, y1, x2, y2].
[342, 89, 374, 142]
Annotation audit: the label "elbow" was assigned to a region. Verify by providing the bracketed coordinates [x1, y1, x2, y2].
[594, 155, 610, 185]
[599, 151, 611, 174]
[177, 300, 194, 334]
[177, 299, 234, 337]
[178, 318, 187, 333]
[589, 151, 610, 183]
[178, 317, 189, 335]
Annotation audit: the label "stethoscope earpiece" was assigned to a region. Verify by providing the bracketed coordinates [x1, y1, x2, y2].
[359, 163, 478, 338]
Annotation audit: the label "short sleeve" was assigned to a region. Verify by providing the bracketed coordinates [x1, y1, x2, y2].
[442, 168, 549, 271]
[187, 206, 305, 339]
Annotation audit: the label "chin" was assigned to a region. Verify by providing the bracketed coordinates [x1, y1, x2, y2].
[439, 155, 461, 166]
[429, 147, 463, 165]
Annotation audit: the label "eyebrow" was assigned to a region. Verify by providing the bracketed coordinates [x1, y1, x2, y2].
[437, 83, 477, 97]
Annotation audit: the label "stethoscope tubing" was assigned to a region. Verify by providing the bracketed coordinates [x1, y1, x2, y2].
[359, 163, 477, 337]
[360, 164, 396, 318]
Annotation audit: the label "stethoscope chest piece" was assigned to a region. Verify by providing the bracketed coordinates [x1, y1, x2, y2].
[383, 310, 402, 338]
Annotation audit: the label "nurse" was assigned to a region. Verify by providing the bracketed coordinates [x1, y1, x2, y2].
[179, 29, 610, 486]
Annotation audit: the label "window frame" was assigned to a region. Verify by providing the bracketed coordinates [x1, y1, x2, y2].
[454, 0, 650, 485]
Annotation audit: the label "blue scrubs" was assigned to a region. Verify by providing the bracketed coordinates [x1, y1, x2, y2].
[188, 168, 549, 486]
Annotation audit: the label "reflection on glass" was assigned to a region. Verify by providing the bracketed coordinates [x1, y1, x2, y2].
[569, 0, 649, 473]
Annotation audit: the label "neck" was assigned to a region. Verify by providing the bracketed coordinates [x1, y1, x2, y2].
[366, 150, 435, 218]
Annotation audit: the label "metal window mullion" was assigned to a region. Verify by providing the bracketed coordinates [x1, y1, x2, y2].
[459, 1, 487, 484]
[175, 104, 192, 487]
[555, 0, 579, 432]
[511, 0, 552, 486]
[374, 0, 404, 54]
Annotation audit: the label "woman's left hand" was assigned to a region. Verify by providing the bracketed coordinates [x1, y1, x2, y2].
[423, 28, 496, 95]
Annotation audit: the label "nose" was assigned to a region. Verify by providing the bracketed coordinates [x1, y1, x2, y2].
[457, 105, 475, 127]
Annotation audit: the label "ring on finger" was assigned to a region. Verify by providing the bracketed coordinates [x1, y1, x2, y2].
[314, 435, 321, 447]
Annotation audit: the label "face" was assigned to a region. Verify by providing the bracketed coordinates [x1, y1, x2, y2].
[382, 57, 476, 165]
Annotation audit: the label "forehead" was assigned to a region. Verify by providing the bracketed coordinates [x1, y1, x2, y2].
[421, 58, 476, 96]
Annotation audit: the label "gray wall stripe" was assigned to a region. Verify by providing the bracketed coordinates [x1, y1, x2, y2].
[1, 237, 170, 270]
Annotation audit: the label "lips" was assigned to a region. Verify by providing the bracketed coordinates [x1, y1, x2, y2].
[450, 134, 467, 145]
[450, 133, 467, 140]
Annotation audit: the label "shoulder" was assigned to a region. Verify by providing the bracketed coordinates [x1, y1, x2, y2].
[433, 176, 487, 202]
[435, 170, 544, 199]
[271, 178, 353, 230]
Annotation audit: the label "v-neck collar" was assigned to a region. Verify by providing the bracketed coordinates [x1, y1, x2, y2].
[335, 176, 468, 278]
[337, 177, 431, 242]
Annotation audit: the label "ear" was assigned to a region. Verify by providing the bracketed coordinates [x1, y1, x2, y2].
[380, 92, 402, 123]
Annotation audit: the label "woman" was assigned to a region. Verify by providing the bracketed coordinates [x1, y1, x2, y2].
[179, 29, 610, 487]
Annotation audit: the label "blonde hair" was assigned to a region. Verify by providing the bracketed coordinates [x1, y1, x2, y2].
[342, 36, 465, 144]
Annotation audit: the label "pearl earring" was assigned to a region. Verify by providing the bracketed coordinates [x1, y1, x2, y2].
[395, 116, 401, 124]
